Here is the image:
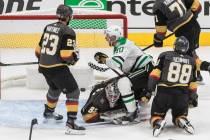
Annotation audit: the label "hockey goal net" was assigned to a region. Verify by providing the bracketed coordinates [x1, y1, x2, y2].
[0, 9, 127, 99]
[0, 9, 127, 48]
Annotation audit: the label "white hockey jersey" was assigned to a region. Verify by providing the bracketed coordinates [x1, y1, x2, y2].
[106, 37, 153, 74]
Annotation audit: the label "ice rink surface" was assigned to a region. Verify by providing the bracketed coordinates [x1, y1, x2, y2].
[0, 47, 210, 140]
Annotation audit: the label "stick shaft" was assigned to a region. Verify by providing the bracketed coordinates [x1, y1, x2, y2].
[29, 123, 33, 140]
[0, 62, 38, 66]
[142, 33, 174, 51]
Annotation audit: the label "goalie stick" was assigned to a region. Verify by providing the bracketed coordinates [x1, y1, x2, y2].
[0, 62, 38, 66]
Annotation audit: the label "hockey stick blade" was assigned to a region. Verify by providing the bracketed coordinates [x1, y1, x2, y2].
[88, 62, 109, 72]
[0, 62, 38, 66]
[31, 118, 38, 125]
[29, 118, 38, 140]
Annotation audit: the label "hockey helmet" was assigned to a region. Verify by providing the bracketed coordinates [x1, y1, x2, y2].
[174, 36, 189, 54]
[56, 4, 73, 20]
[104, 25, 123, 40]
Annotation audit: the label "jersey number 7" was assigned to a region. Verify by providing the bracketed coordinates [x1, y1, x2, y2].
[169, 0, 186, 17]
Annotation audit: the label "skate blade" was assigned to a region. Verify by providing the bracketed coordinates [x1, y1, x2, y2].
[65, 128, 86, 135]
[197, 81, 205, 85]
[153, 120, 166, 137]
[184, 126, 195, 134]
[42, 118, 63, 124]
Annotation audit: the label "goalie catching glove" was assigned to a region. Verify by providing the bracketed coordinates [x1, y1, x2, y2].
[94, 52, 108, 64]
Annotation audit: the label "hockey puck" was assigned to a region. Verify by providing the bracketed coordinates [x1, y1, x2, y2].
[80, 88, 86, 92]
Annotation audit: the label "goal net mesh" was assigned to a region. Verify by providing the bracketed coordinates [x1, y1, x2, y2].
[0, 9, 127, 49]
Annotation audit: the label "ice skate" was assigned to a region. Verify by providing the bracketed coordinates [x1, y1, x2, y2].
[43, 112, 63, 123]
[43, 104, 63, 123]
[153, 119, 166, 137]
[177, 118, 194, 134]
[65, 119, 86, 135]
[121, 110, 138, 125]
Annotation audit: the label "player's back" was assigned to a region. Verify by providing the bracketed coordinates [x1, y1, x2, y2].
[158, 51, 195, 87]
[39, 22, 75, 68]
[153, 0, 194, 31]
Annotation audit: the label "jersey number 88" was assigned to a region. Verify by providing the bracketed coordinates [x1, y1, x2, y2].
[167, 62, 192, 84]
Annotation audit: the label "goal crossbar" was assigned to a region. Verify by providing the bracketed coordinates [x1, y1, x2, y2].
[0, 14, 128, 37]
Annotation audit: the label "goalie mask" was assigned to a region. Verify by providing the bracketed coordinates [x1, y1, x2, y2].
[104, 25, 123, 46]
[174, 36, 189, 55]
[56, 4, 73, 23]
[105, 79, 120, 108]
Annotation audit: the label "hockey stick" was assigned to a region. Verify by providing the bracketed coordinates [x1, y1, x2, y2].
[0, 62, 38, 66]
[29, 118, 38, 140]
[88, 62, 109, 72]
[88, 61, 124, 77]
[142, 32, 175, 51]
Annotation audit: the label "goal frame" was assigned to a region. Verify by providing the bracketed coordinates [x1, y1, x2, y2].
[0, 13, 127, 99]
[0, 14, 128, 37]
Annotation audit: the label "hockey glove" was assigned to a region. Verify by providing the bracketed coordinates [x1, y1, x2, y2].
[94, 52, 108, 64]
[139, 89, 152, 104]
[66, 51, 79, 65]
[188, 93, 198, 108]
[191, 2, 202, 19]
[200, 61, 210, 75]
[153, 33, 163, 48]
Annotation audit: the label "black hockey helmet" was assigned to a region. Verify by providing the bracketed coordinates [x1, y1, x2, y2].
[174, 36, 189, 54]
[56, 4, 73, 21]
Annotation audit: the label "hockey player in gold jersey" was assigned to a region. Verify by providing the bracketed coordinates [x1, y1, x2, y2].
[149, 36, 198, 136]
[35, 4, 85, 135]
[152, 0, 209, 82]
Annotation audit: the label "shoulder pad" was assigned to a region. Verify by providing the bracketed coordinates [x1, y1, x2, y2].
[65, 27, 76, 37]
[158, 51, 170, 58]
[153, 0, 164, 13]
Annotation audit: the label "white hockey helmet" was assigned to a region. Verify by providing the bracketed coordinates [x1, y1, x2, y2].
[104, 25, 123, 40]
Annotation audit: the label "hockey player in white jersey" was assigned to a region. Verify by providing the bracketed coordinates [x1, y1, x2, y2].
[91, 25, 154, 123]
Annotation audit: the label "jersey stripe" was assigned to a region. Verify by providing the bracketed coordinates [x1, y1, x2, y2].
[122, 94, 135, 103]
[133, 55, 151, 70]
[112, 56, 124, 69]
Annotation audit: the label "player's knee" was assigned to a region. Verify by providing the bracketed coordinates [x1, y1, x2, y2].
[47, 88, 61, 100]
[117, 77, 132, 96]
[66, 88, 80, 100]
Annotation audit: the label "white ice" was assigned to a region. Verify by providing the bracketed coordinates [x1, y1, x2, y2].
[0, 47, 210, 140]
